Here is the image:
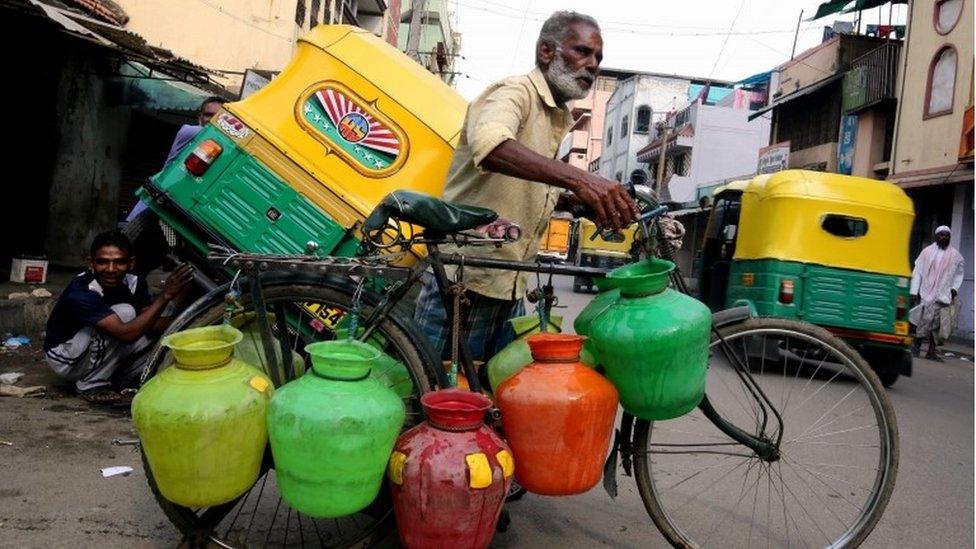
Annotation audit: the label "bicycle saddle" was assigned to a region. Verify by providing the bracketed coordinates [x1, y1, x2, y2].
[362, 190, 499, 235]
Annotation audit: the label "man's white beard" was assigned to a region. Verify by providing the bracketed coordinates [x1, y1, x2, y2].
[545, 52, 592, 102]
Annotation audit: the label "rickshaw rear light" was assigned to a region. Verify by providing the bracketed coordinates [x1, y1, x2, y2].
[778, 279, 795, 304]
[896, 295, 907, 320]
[185, 140, 222, 176]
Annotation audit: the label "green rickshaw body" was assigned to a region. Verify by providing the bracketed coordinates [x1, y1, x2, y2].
[699, 170, 916, 382]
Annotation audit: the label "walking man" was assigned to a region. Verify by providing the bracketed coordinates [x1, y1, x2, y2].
[909, 225, 965, 361]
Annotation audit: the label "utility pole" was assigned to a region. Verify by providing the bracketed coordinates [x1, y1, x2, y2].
[790, 9, 803, 60]
[406, 0, 428, 63]
[655, 125, 670, 194]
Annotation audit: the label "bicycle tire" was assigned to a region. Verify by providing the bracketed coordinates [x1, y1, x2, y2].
[633, 317, 898, 548]
[140, 280, 438, 548]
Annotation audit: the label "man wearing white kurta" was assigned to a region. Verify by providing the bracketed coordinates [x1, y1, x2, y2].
[909, 225, 965, 360]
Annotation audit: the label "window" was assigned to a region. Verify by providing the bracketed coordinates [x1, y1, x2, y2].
[635, 106, 651, 133]
[310, 0, 320, 26]
[607, 126, 613, 146]
[925, 46, 958, 118]
[821, 214, 868, 238]
[935, 0, 963, 34]
[295, 0, 307, 26]
[621, 115, 629, 137]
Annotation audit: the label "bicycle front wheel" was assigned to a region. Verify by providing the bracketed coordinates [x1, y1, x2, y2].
[634, 317, 898, 548]
[141, 279, 438, 548]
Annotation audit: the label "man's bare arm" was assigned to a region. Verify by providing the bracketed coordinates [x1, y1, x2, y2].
[480, 139, 639, 230]
[94, 265, 193, 342]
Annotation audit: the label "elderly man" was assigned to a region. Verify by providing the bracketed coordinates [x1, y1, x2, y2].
[414, 11, 638, 363]
[910, 225, 965, 361]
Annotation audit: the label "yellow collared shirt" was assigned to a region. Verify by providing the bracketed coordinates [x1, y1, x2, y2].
[441, 67, 573, 300]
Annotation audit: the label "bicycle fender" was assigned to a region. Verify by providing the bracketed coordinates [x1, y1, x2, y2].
[712, 305, 754, 329]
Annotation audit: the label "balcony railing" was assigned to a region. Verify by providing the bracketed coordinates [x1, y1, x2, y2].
[843, 42, 901, 113]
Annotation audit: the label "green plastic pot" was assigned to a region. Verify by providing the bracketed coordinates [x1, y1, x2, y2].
[589, 259, 711, 420]
[267, 340, 405, 518]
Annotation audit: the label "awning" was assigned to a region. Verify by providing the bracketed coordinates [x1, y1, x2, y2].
[110, 62, 216, 112]
[841, 0, 907, 14]
[636, 125, 695, 162]
[809, 0, 853, 20]
[748, 73, 844, 121]
[13, 0, 227, 98]
[735, 70, 772, 88]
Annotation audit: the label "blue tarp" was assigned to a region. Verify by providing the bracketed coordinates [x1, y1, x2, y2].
[687, 84, 733, 104]
[735, 71, 772, 88]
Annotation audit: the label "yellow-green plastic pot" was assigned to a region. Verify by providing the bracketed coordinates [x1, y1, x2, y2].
[133, 326, 273, 508]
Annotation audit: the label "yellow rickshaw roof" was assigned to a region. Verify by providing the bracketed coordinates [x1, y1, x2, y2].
[728, 170, 915, 277]
[299, 25, 467, 143]
[723, 170, 914, 213]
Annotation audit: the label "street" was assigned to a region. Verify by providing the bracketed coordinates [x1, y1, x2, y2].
[0, 275, 972, 548]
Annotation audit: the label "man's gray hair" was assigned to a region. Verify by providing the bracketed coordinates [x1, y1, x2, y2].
[536, 11, 600, 67]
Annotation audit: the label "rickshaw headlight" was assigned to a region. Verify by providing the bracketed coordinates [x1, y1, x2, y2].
[185, 139, 223, 176]
[778, 279, 795, 305]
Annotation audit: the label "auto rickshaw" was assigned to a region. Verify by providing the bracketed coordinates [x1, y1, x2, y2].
[537, 212, 573, 263]
[571, 217, 638, 293]
[135, 25, 467, 273]
[697, 170, 915, 387]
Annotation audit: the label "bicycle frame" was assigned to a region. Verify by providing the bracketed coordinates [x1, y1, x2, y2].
[211, 234, 783, 462]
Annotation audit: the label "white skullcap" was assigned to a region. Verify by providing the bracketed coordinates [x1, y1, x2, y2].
[935, 225, 951, 235]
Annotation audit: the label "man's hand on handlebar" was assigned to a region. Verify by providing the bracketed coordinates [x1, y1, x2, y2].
[568, 173, 640, 231]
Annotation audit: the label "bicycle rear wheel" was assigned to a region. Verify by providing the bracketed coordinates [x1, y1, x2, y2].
[633, 317, 898, 548]
[141, 279, 437, 548]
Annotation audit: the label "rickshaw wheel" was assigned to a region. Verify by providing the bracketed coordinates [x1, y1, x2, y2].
[876, 371, 899, 388]
[633, 317, 898, 548]
[140, 281, 437, 548]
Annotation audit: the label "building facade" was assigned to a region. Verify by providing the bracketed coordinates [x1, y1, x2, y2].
[756, 34, 896, 173]
[117, 0, 401, 91]
[558, 71, 627, 171]
[597, 73, 732, 185]
[888, 0, 974, 339]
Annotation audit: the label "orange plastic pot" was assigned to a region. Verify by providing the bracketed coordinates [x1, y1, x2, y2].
[495, 333, 618, 496]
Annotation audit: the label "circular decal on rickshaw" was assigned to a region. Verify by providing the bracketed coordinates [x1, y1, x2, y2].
[338, 112, 369, 143]
[300, 86, 402, 172]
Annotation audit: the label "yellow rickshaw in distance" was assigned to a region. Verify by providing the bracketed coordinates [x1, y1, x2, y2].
[697, 170, 915, 387]
[570, 217, 638, 293]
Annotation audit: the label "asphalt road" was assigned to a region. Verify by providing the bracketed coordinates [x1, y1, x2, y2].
[0, 275, 972, 548]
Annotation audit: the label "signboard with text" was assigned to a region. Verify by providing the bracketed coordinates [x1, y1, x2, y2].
[757, 141, 790, 174]
[838, 114, 858, 175]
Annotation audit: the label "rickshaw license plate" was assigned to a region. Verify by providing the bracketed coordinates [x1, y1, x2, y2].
[302, 303, 346, 333]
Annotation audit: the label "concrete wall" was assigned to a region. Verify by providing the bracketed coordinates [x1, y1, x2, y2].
[45, 51, 130, 266]
[688, 104, 770, 187]
[776, 37, 841, 96]
[851, 108, 889, 177]
[890, 0, 974, 176]
[788, 142, 839, 172]
[116, 0, 304, 91]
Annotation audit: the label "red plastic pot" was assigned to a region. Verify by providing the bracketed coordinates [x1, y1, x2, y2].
[389, 389, 512, 549]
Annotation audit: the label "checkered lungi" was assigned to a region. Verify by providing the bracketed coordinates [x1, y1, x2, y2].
[413, 272, 524, 361]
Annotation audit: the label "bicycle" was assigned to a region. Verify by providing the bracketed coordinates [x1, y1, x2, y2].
[139, 188, 898, 548]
